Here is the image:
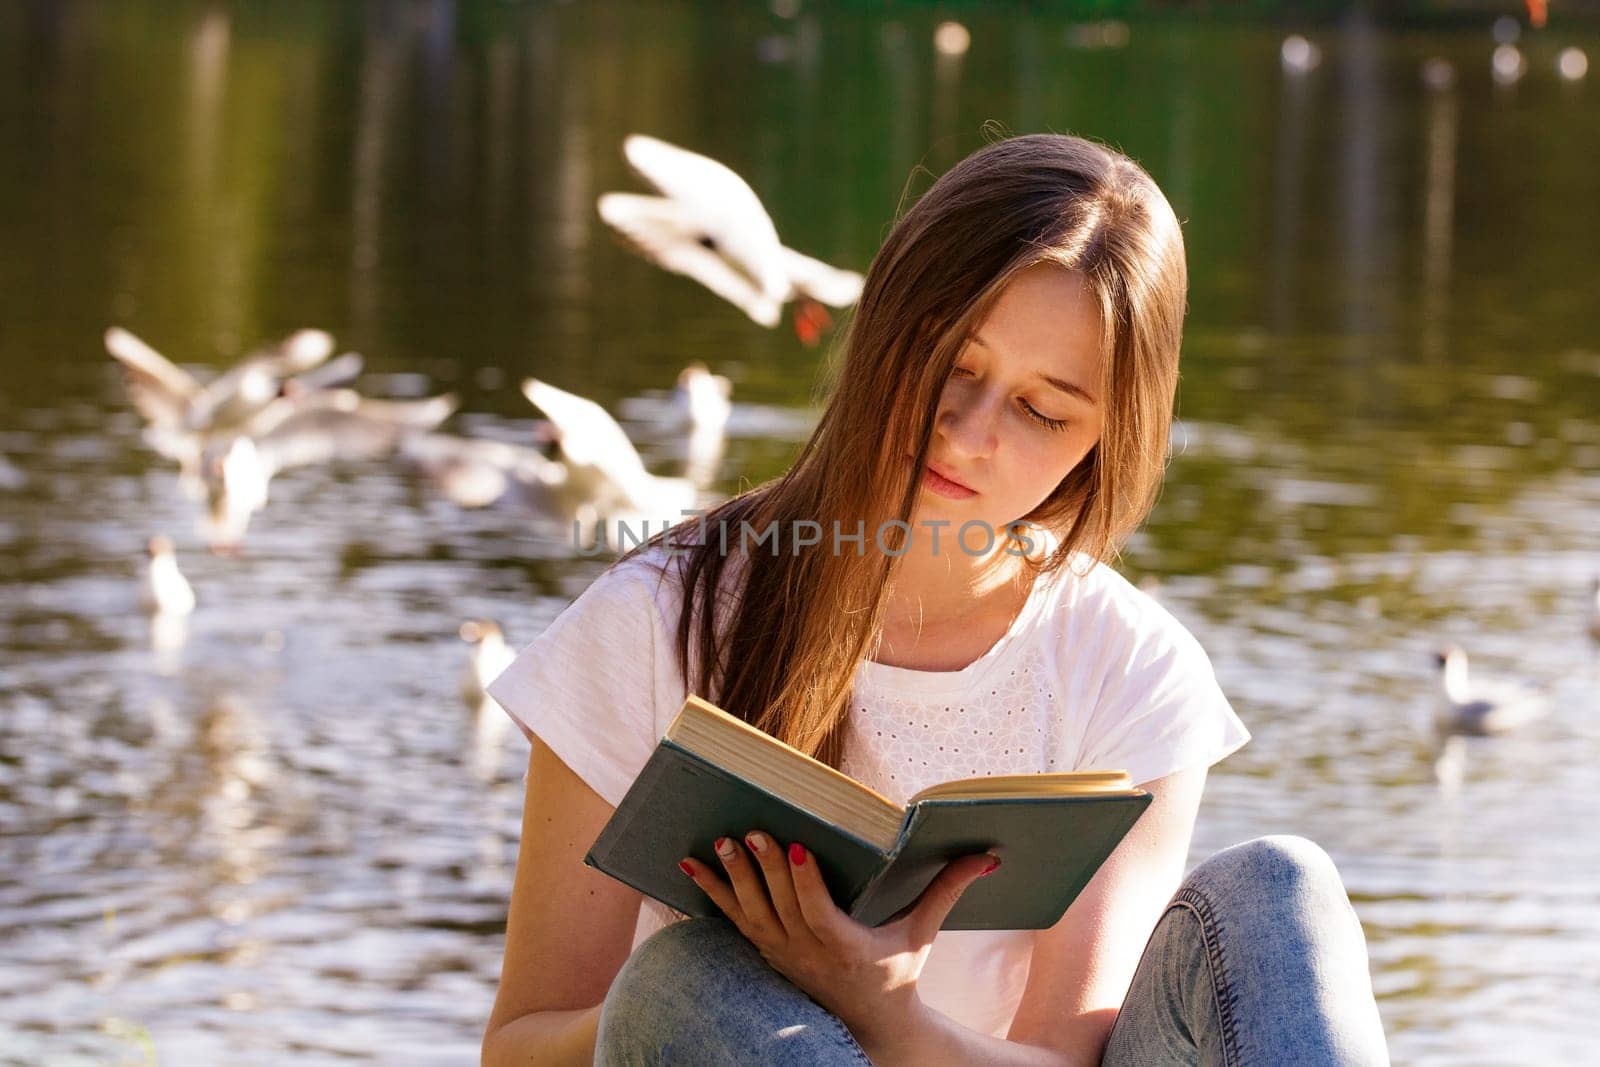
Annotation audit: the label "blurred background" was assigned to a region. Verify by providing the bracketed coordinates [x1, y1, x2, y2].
[2, 1, 1598, 1063]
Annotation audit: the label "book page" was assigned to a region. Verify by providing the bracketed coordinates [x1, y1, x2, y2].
[907, 771, 1140, 805]
[668, 695, 907, 849]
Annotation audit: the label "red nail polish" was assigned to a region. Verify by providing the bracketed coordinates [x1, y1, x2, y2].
[981, 858, 1000, 876]
[679, 860, 696, 877]
[788, 842, 806, 866]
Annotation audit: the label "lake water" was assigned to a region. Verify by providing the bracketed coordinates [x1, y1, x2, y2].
[2, 2, 1598, 1064]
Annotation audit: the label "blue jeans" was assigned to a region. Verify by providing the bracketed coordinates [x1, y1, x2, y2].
[594, 835, 1390, 1065]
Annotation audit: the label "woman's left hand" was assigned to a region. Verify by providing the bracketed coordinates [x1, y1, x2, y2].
[679, 830, 1000, 1050]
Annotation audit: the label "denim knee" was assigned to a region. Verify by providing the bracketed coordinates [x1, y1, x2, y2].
[1184, 834, 1354, 920]
[596, 917, 873, 1066]
[1156, 836, 1388, 1065]
[603, 916, 753, 1021]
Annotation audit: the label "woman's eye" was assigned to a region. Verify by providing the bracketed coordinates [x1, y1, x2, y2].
[1022, 402, 1071, 432]
[949, 367, 1070, 432]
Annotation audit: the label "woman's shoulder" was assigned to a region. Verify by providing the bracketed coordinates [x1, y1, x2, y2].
[602, 542, 685, 596]
[1050, 553, 1210, 663]
[583, 539, 747, 630]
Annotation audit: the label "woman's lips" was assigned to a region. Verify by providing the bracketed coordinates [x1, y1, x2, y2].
[922, 463, 977, 499]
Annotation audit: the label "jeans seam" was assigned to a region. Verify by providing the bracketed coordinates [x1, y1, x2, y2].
[1172, 887, 1242, 1067]
[821, 1009, 877, 1066]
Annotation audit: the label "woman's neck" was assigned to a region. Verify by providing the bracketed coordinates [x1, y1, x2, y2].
[881, 539, 1032, 633]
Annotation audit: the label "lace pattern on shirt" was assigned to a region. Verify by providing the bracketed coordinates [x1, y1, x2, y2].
[841, 643, 1063, 808]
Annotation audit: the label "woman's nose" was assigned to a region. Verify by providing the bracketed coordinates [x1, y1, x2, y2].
[936, 392, 999, 459]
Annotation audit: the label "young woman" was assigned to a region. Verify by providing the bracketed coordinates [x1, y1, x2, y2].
[481, 134, 1390, 1066]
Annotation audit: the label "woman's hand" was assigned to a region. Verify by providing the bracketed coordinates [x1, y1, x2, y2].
[678, 830, 1000, 1052]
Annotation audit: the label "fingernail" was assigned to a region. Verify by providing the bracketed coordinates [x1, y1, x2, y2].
[745, 832, 767, 853]
[788, 843, 806, 866]
[715, 837, 737, 859]
[981, 857, 1001, 876]
[679, 860, 696, 877]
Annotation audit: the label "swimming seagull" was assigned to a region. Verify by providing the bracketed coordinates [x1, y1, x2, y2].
[142, 534, 196, 616]
[1431, 645, 1548, 736]
[397, 430, 568, 510]
[596, 134, 864, 342]
[675, 363, 731, 489]
[674, 362, 733, 437]
[460, 618, 516, 708]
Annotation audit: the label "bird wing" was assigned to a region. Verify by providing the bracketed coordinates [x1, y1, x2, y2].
[350, 392, 459, 430]
[521, 378, 650, 489]
[286, 351, 364, 394]
[243, 329, 337, 377]
[232, 386, 358, 438]
[195, 331, 339, 430]
[598, 193, 781, 327]
[1482, 696, 1548, 734]
[618, 134, 789, 307]
[621, 135, 773, 240]
[104, 327, 203, 429]
[778, 245, 866, 307]
[249, 411, 392, 475]
[246, 393, 454, 475]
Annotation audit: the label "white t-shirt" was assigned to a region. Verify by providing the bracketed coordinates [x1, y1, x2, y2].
[487, 541, 1250, 1039]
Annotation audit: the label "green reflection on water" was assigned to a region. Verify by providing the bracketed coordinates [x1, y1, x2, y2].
[0, 2, 1595, 571]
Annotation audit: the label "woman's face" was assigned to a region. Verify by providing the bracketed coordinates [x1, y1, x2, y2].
[910, 263, 1106, 541]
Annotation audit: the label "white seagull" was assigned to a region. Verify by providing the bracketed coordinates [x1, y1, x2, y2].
[1432, 645, 1548, 736]
[459, 618, 516, 708]
[674, 363, 731, 489]
[597, 134, 864, 341]
[202, 388, 457, 551]
[142, 534, 196, 616]
[674, 362, 733, 437]
[398, 430, 568, 511]
[520, 378, 700, 539]
[104, 327, 355, 493]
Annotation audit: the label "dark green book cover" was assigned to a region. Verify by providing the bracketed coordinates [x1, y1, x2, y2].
[584, 737, 1153, 931]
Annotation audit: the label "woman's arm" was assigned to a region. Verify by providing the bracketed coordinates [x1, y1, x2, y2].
[1006, 765, 1207, 1064]
[481, 735, 644, 1067]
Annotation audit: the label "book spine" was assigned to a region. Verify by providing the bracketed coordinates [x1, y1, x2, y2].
[846, 805, 928, 924]
[583, 739, 686, 869]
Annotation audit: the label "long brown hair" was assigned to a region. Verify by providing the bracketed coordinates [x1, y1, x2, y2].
[625, 132, 1188, 769]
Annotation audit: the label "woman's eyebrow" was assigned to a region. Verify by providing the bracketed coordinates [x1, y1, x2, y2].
[1036, 373, 1098, 406]
[969, 332, 1099, 406]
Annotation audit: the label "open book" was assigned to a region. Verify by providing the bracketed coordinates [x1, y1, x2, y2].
[584, 695, 1153, 930]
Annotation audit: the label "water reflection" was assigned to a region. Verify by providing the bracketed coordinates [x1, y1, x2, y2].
[1, 2, 1597, 1063]
[1419, 60, 1459, 363]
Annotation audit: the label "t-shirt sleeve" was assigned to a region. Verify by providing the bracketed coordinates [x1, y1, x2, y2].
[1077, 604, 1250, 788]
[484, 562, 668, 808]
